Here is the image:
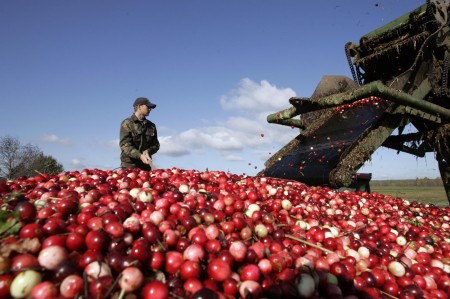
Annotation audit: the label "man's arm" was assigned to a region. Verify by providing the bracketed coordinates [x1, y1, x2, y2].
[119, 119, 141, 159]
[146, 124, 160, 156]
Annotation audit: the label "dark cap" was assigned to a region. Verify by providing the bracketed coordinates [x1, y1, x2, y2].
[133, 97, 156, 108]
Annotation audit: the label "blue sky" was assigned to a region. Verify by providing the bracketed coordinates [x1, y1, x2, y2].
[0, 0, 440, 180]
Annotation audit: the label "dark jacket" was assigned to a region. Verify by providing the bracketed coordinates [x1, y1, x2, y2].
[119, 114, 160, 170]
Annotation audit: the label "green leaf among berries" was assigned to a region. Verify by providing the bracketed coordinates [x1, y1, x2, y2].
[0, 210, 21, 238]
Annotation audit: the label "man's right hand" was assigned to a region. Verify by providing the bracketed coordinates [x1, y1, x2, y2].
[140, 151, 151, 165]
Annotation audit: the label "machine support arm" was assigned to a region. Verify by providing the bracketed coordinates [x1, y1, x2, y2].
[267, 80, 450, 127]
[266, 106, 305, 128]
[313, 80, 450, 119]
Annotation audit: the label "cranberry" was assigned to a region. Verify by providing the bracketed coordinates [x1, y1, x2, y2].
[85, 230, 109, 251]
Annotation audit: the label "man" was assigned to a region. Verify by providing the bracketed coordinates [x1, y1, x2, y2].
[119, 97, 160, 170]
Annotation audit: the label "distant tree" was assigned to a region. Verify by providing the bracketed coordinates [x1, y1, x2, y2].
[9, 143, 41, 179]
[0, 135, 64, 179]
[0, 136, 21, 179]
[11, 153, 64, 179]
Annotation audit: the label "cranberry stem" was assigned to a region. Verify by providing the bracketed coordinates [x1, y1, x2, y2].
[286, 234, 345, 259]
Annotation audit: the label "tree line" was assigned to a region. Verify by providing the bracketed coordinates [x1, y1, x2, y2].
[0, 136, 64, 180]
[371, 177, 444, 187]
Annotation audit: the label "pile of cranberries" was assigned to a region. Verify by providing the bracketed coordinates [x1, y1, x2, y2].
[0, 167, 449, 299]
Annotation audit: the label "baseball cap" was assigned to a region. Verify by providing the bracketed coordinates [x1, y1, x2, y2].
[133, 97, 156, 108]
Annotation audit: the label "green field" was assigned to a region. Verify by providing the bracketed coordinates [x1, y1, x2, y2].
[370, 185, 448, 206]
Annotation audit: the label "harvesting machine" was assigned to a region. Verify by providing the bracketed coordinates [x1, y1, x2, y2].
[260, 0, 450, 203]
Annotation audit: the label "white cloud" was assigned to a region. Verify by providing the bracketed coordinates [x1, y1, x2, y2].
[159, 136, 191, 156]
[157, 78, 299, 164]
[40, 134, 72, 145]
[224, 155, 244, 161]
[220, 78, 296, 112]
[71, 159, 86, 168]
[172, 128, 243, 151]
[188, 127, 244, 151]
[226, 116, 264, 134]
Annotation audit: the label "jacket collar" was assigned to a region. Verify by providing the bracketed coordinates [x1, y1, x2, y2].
[131, 114, 147, 123]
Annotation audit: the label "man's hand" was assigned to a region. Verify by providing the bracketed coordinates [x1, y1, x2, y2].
[140, 150, 152, 165]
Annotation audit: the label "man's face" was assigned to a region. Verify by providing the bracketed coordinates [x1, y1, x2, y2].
[139, 104, 152, 116]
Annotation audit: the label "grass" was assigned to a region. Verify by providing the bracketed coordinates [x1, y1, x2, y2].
[370, 186, 448, 207]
